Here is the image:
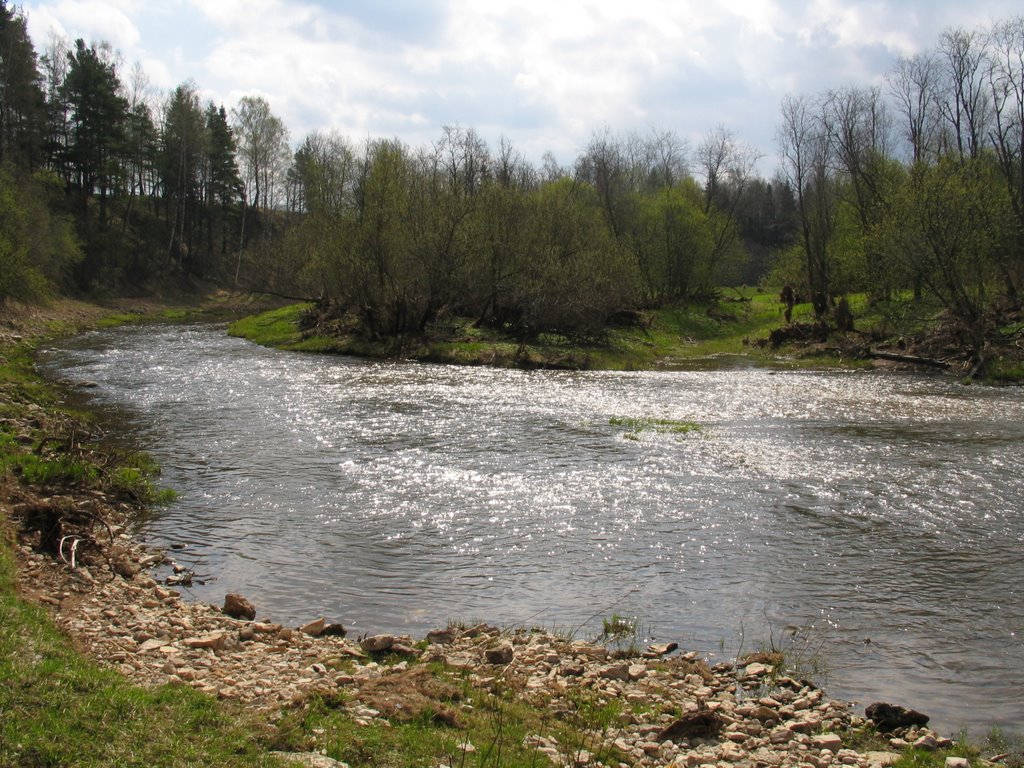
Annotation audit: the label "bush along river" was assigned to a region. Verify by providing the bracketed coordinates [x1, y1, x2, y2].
[38, 322, 1024, 737]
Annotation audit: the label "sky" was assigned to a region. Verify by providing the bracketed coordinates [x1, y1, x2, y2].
[18, 0, 1023, 175]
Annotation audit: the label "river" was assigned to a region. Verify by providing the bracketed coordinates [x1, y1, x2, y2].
[38, 323, 1024, 736]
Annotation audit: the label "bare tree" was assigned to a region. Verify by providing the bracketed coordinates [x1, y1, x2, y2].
[577, 125, 631, 237]
[39, 33, 71, 182]
[984, 16, 1024, 297]
[778, 95, 835, 318]
[493, 135, 536, 189]
[231, 94, 289, 210]
[888, 52, 944, 163]
[938, 27, 991, 159]
[697, 125, 759, 213]
[540, 150, 564, 183]
[822, 86, 898, 298]
[292, 130, 356, 216]
[645, 127, 689, 189]
[696, 125, 761, 283]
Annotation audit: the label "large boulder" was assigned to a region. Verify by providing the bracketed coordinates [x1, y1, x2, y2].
[361, 634, 396, 652]
[658, 711, 724, 742]
[865, 702, 930, 732]
[485, 641, 514, 665]
[222, 593, 256, 621]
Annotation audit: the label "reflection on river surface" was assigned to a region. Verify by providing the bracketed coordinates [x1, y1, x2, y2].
[39, 324, 1024, 735]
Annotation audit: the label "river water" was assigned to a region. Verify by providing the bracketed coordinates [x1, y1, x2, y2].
[38, 323, 1024, 735]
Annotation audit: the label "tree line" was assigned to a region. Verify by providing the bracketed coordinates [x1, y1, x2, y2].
[254, 124, 785, 339]
[776, 20, 1024, 349]
[0, 1, 292, 300]
[2, 1, 1022, 351]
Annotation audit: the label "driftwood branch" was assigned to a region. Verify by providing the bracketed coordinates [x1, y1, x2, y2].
[59, 535, 82, 569]
[868, 350, 950, 369]
[245, 288, 321, 304]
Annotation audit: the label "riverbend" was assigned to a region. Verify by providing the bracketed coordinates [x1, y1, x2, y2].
[38, 322, 1024, 738]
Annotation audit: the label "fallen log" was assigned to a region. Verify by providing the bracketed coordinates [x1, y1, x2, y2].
[868, 350, 950, 369]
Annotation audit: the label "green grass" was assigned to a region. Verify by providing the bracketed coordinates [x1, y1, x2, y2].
[227, 303, 314, 348]
[105, 457, 178, 504]
[0, 533, 286, 767]
[984, 358, 1024, 384]
[0, 342, 59, 413]
[229, 290, 796, 371]
[270, 662, 628, 768]
[96, 312, 143, 328]
[5, 450, 100, 487]
[841, 726, 986, 768]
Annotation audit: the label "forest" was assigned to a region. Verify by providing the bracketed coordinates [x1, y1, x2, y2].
[2, 1, 1023, 360]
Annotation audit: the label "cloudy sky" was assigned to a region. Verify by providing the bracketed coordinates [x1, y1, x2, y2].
[19, 0, 1022, 173]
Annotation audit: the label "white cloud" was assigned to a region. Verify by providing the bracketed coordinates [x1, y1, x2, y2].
[18, 0, 1024, 171]
[25, 0, 141, 50]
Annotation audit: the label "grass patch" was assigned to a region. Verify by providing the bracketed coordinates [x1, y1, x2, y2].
[271, 663, 628, 768]
[227, 303, 313, 348]
[0, 342, 59, 412]
[890, 748, 976, 768]
[5, 450, 100, 487]
[0, 542, 283, 767]
[105, 453, 178, 505]
[984, 358, 1024, 384]
[96, 312, 142, 328]
[595, 613, 646, 656]
[610, 416, 701, 439]
[227, 292, 793, 371]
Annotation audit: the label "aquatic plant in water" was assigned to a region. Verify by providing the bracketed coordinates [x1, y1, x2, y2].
[609, 416, 701, 439]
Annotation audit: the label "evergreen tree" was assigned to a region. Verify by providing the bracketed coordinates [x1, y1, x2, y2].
[62, 39, 128, 226]
[160, 82, 206, 270]
[204, 103, 242, 257]
[0, 1, 45, 168]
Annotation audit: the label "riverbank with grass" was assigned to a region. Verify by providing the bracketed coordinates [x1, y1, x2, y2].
[2, 295, 1021, 767]
[0, 297, 287, 766]
[226, 291, 806, 372]
[228, 290, 1024, 380]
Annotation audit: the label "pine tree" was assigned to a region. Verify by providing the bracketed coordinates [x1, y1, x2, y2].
[160, 82, 205, 270]
[205, 103, 242, 257]
[0, 1, 46, 168]
[62, 39, 128, 227]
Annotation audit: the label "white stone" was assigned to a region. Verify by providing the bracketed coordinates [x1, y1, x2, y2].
[360, 634, 395, 652]
[865, 753, 900, 768]
[299, 618, 326, 637]
[812, 734, 844, 752]
[913, 735, 939, 751]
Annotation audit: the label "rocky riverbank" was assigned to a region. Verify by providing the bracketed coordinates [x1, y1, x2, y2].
[9, 497, 966, 768]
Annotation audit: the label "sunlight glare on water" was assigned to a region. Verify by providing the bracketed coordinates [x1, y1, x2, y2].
[38, 323, 1024, 736]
